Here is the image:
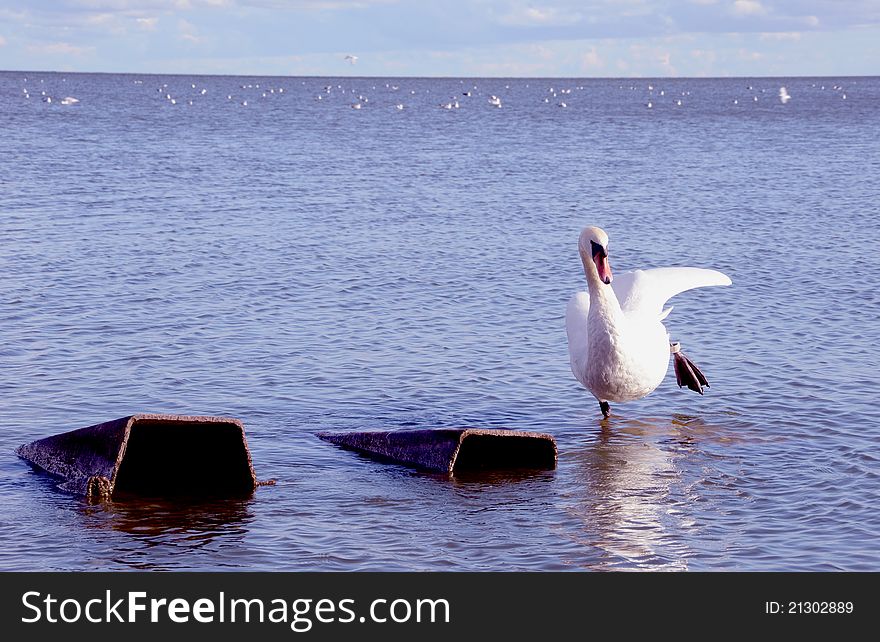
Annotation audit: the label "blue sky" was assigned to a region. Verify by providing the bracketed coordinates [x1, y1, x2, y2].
[1, 1, 878, 77]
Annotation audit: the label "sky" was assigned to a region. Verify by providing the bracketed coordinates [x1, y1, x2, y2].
[0, 1, 878, 77]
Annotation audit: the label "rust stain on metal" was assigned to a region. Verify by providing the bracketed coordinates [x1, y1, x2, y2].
[318, 428, 557, 474]
[17, 414, 257, 499]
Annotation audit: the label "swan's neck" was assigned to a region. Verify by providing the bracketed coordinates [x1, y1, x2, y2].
[582, 255, 623, 325]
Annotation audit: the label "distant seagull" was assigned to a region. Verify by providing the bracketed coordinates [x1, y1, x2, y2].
[60, 96, 79, 105]
[351, 102, 362, 109]
[779, 87, 791, 104]
[396, 103, 404, 110]
[488, 95, 502, 107]
[344, 54, 358, 65]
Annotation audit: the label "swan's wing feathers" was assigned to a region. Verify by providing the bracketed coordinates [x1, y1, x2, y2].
[565, 291, 591, 386]
[613, 267, 731, 319]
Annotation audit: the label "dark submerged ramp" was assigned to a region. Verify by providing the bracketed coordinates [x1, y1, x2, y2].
[318, 428, 557, 474]
[16, 414, 257, 500]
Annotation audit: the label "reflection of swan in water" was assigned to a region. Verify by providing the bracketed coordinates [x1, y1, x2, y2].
[565, 415, 745, 570]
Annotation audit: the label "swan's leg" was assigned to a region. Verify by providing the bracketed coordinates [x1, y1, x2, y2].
[671, 342, 709, 395]
[599, 400, 611, 418]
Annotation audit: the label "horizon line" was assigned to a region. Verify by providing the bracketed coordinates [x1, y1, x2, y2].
[2, 68, 876, 81]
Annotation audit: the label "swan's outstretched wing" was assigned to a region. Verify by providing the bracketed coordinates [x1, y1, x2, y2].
[565, 291, 591, 388]
[612, 267, 731, 320]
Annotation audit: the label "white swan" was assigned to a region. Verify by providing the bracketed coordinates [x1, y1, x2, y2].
[566, 226, 731, 417]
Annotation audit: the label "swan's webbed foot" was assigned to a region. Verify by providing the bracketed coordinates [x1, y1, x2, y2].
[599, 400, 611, 418]
[671, 343, 710, 395]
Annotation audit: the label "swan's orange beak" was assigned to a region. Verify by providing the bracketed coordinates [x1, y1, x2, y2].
[590, 241, 612, 285]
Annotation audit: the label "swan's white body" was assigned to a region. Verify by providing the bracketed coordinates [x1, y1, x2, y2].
[566, 228, 731, 406]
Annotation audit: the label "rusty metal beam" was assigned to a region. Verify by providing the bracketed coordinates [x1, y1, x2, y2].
[318, 428, 557, 473]
[16, 414, 257, 500]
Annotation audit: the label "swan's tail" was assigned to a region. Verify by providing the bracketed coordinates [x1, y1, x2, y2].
[671, 342, 709, 394]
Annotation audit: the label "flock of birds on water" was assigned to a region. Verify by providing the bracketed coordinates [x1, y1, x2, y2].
[2, 73, 855, 417]
[14, 75, 852, 113]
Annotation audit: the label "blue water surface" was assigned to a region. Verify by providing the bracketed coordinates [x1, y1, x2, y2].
[1, 72, 878, 570]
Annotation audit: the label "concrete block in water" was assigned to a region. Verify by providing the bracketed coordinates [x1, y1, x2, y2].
[318, 428, 557, 473]
[16, 414, 257, 500]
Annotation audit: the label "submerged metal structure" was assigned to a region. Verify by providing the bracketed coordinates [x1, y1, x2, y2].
[16, 414, 257, 500]
[318, 428, 557, 474]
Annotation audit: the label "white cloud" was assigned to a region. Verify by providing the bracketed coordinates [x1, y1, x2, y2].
[690, 48, 717, 63]
[581, 46, 602, 69]
[70, 1, 230, 9]
[760, 31, 801, 41]
[136, 16, 158, 29]
[177, 18, 203, 43]
[0, 35, 6, 46]
[468, 59, 552, 75]
[500, 5, 583, 27]
[732, 0, 766, 17]
[803, 15, 819, 27]
[219, 1, 396, 8]
[82, 12, 130, 34]
[737, 48, 762, 61]
[627, 43, 678, 76]
[27, 41, 95, 56]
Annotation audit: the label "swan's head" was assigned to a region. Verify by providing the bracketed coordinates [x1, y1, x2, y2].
[578, 226, 612, 285]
